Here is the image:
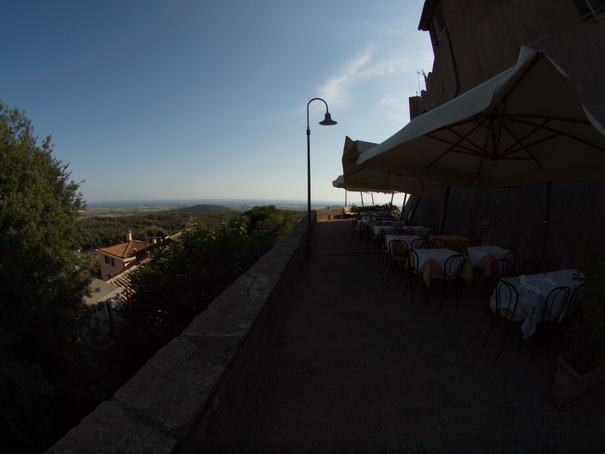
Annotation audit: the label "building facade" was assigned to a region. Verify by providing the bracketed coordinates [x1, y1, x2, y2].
[96, 231, 149, 280]
[404, 0, 605, 268]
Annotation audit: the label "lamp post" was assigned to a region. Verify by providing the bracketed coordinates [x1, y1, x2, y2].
[306, 97, 337, 258]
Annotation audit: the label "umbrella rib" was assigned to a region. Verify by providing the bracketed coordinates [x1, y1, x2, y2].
[508, 115, 605, 152]
[425, 117, 494, 165]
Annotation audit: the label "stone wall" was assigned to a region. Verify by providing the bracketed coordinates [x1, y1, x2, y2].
[49, 214, 313, 453]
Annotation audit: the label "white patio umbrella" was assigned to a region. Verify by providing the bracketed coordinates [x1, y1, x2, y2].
[357, 47, 605, 189]
[358, 46, 605, 263]
[341, 136, 444, 195]
[332, 174, 396, 208]
[339, 136, 444, 222]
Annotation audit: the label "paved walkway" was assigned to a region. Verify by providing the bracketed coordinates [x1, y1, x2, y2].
[218, 220, 605, 453]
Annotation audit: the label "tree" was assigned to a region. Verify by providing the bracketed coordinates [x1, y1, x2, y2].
[0, 101, 99, 451]
[117, 207, 295, 373]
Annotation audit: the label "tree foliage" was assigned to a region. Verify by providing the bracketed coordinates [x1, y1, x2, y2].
[118, 206, 295, 365]
[0, 101, 100, 451]
[77, 211, 235, 251]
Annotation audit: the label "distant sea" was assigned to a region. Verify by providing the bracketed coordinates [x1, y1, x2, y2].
[85, 198, 346, 211]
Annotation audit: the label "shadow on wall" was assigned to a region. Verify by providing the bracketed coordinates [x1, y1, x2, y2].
[407, 180, 605, 269]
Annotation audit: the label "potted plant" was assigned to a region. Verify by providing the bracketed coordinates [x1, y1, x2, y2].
[548, 254, 605, 408]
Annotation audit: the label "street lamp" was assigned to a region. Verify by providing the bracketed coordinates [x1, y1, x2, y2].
[306, 97, 337, 257]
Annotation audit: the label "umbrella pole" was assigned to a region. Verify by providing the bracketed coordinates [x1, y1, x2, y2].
[361, 192, 364, 207]
[438, 186, 451, 234]
[408, 196, 421, 224]
[371, 193, 375, 205]
[345, 190, 347, 207]
[400, 193, 409, 221]
[538, 182, 552, 270]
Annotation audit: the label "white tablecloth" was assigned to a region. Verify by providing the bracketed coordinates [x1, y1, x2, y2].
[413, 248, 459, 271]
[489, 269, 582, 338]
[466, 246, 510, 267]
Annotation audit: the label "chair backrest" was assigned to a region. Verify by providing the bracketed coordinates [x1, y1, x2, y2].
[504, 251, 518, 271]
[390, 226, 404, 235]
[411, 238, 430, 249]
[542, 286, 571, 322]
[565, 283, 584, 320]
[419, 227, 432, 239]
[494, 280, 519, 315]
[492, 258, 513, 277]
[444, 254, 465, 279]
[408, 249, 420, 272]
[390, 240, 408, 258]
[430, 238, 446, 249]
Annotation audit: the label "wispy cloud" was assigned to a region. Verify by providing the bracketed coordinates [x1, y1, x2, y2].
[317, 46, 376, 105]
[316, 46, 418, 108]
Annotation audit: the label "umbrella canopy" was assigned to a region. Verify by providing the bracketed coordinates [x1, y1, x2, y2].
[358, 47, 605, 188]
[340, 136, 444, 195]
[332, 174, 384, 193]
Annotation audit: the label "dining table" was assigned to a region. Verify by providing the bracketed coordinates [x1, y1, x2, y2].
[412, 248, 473, 287]
[466, 245, 511, 277]
[429, 234, 472, 253]
[488, 269, 583, 338]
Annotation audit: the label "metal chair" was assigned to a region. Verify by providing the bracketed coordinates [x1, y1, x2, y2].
[404, 249, 427, 304]
[387, 239, 409, 283]
[411, 238, 430, 249]
[483, 280, 525, 360]
[440, 254, 466, 309]
[390, 225, 404, 235]
[430, 238, 447, 249]
[554, 282, 584, 354]
[418, 227, 432, 239]
[375, 228, 390, 268]
[531, 286, 570, 359]
[485, 257, 514, 294]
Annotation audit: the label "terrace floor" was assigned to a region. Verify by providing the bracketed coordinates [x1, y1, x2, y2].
[207, 219, 605, 453]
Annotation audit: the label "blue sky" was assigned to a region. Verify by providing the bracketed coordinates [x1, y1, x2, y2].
[1, 0, 434, 206]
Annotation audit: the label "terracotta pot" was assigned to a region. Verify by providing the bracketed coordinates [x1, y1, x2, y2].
[548, 351, 605, 408]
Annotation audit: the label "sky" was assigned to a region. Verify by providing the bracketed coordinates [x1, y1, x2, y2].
[1, 0, 434, 206]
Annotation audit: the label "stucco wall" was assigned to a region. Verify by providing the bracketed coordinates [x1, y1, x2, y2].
[49, 215, 313, 453]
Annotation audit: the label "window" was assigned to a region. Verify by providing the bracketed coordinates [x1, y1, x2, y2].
[104, 256, 109, 264]
[111, 258, 115, 267]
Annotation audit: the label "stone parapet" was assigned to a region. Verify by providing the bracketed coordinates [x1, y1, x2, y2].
[48, 215, 311, 453]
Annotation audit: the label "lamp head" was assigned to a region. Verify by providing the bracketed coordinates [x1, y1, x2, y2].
[319, 112, 337, 126]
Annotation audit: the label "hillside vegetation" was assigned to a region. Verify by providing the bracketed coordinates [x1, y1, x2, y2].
[78, 208, 236, 250]
[166, 204, 235, 214]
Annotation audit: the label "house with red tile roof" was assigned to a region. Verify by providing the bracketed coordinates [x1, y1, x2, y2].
[96, 231, 151, 280]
